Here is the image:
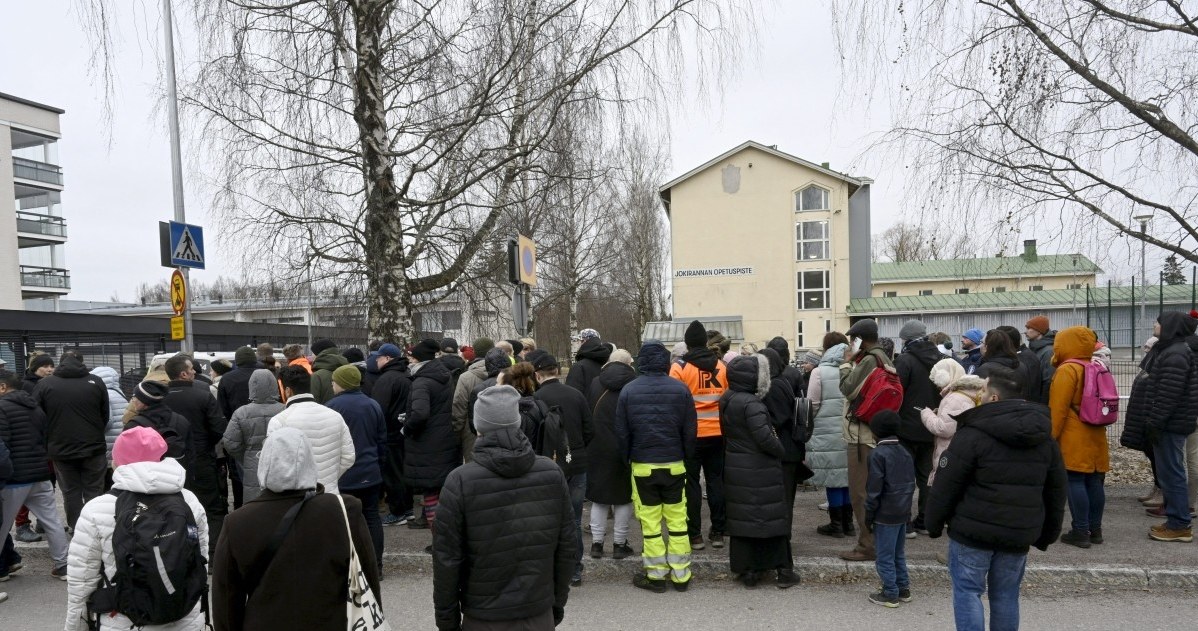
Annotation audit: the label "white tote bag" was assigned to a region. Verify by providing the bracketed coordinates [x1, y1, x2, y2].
[335, 495, 392, 631]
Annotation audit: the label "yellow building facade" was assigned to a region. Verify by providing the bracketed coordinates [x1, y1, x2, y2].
[660, 141, 873, 351]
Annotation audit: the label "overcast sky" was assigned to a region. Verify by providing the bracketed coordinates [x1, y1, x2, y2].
[1, 1, 1166, 303]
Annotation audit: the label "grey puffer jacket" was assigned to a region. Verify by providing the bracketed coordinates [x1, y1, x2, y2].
[807, 344, 848, 489]
[90, 367, 129, 464]
[222, 369, 284, 501]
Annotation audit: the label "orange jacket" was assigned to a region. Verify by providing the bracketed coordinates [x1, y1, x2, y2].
[1049, 326, 1109, 474]
[670, 358, 729, 438]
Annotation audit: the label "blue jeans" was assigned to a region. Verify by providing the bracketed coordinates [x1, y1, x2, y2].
[949, 539, 1026, 631]
[568, 473, 586, 578]
[873, 523, 909, 598]
[1066, 471, 1105, 533]
[826, 486, 850, 508]
[1153, 431, 1192, 530]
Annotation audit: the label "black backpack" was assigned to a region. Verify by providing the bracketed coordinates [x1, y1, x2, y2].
[521, 401, 571, 467]
[88, 491, 208, 626]
[127, 411, 193, 469]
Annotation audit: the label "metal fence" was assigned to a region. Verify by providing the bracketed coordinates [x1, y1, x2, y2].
[1105, 360, 1138, 444]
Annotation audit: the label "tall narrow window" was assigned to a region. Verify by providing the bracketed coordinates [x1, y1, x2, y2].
[797, 270, 831, 310]
[796, 185, 830, 212]
[796, 321, 804, 348]
[796, 220, 830, 260]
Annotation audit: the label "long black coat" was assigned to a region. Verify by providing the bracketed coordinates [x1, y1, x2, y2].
[760, 349, 803, 463]
[165, 379, 227, 460]
[370, 359, 412, 445]
[895, 340, 941, 443]
[31, 356, 109, 460]
[404, 359, 460, 488]
[565, 339, 611, 394]
[533, 379, 593, 477]
[719, 356, 787, 539]
[585, 362, 636, 505]
[0, 390, 53, 484]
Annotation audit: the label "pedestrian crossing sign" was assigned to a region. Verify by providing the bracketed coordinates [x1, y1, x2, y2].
[165, 221, 205, 269]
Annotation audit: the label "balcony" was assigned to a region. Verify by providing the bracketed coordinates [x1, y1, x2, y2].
[20, 265, 70, 294]
[16, 211, 67, 247]
[12, 157, 63, 186]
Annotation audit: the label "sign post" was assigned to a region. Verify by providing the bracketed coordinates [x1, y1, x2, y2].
[507, 234, 537, 335]
[160, 220, 205, 354]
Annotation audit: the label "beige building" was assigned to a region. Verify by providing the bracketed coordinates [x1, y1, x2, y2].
[659, 141, 873, 351]
[871, 241, 1100, 298]
[0, 92, 69, 309]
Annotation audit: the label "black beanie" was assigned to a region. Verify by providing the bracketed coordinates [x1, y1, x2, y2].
[870, 410, 902, 439]
[410, 339, 440, 362]
[311, 338, 337, 355]
[684, 320, 707, 349]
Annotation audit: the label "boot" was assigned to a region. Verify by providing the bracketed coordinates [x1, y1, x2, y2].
[776, 568, 801, 589]
[816, 506, 845, 538]
[1140, 487, 1163, 506]
[841, 504, 857, 537]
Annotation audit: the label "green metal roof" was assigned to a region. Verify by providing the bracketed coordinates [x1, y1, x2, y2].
[871, 254, 1101, 283]
[849, 284, 1197, 315]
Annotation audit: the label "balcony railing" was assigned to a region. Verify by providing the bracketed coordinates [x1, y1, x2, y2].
[16, 211, 67, 238]
[12, 157, 63, 186]
[20, 265, 70, 289]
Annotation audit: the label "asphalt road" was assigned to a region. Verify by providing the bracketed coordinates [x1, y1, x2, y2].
[3, 566, 1192, 631]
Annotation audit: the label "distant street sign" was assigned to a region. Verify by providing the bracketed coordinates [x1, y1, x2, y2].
[160, 220, 205, 269]
[170, 269, 186, 316]
[517, 234, 537, 287]
[170, 315, 186, 341]
[511, 285, 528, 335]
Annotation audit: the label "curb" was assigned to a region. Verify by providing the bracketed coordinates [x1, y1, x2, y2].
[381, 552, 1198, 590]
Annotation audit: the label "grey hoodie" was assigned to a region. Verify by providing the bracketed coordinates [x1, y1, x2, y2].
[222, 369, 285, 501]
[258, 426, 318, 492]
[90, 366, 130, 463]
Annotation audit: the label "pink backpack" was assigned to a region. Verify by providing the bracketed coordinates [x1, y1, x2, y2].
[1064, 359, 1119, 426]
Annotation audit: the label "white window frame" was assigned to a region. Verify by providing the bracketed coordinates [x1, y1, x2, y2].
[955, 288, 970, 295]
[919, 289, 933, 296]
[796, 220, 830, 261]
[796, 185, 831, 212]
[1067, 283, 1083, 290]
[1029, 285, 1044, 291]
[797, 270, 831, 310]
[882, 291, 897, 298]
[992, 286, 1007, 293]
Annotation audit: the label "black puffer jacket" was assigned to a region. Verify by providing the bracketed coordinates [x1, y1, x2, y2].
[585, 362, 637, 505]
[925, 399, 1068, 553]
[404, 359, 460, 488]
[895, 339, 941, 443]
[32, 356, 109, 460]
[533, 379, 593, 476]
[566, 338, 611, 394]
[1029, 331, 1057, 401]
[614, 342, 697, 464]
[370, 359, 412, 444]
[760, 349, 803, 463]
[165, 379, 227, 460]
[125, 404, 193, 464]
[1016, 347, 1046, 404]
[433, 427, 574, 630]
[977, 353, 1041, 404]
[766, 336, 805, 396]
[0, 390, 53, 484]
[1129, 312, 1198, 436]
[1120, 367, 1153, 452]
[719, 355, 787, 539]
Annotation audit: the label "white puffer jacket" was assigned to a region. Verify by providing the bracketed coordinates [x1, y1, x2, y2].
[90, 367, 130, 464]
[267, 394, 355, 494]
[65, 459, 209, 631]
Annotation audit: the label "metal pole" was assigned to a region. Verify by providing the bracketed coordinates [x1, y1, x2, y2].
[163, 0, 193, 354]
[1085, 284, 1091, 329]
[1159, 270, 1164, 319]
[1131, 277, 1137, 362]
[1192, 266, 1196, 311]
[1139, 219, 1148, 344]
[1106, 280, 1112, 351]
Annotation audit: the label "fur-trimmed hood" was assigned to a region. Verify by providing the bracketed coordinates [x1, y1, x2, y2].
[942, 374, 987, 398]
[727, 354, 770, 399]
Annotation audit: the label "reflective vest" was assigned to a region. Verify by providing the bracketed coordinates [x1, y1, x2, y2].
[669, 359, 728, 438]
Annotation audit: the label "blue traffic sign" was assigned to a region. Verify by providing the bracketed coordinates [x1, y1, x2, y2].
[168, 221, 205, 269]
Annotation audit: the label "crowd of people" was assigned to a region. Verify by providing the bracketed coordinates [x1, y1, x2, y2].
[0, 309, 1195, 630]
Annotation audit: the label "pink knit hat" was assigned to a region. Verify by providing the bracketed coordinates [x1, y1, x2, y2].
[112, 426, 167, 468]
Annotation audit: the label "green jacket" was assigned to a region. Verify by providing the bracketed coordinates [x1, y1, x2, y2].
[310, 348, 348, 404]
[838, 347, 895, 448]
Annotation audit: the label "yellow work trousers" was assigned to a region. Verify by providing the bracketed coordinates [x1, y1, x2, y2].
[631, 461, 691, 584]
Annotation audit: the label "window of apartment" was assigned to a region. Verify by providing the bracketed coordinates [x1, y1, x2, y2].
[1029, 285, 1044, 291]
[955, 288, 970, 295]
[797, 270, 831, 310]
[796, 185, 830, 212]
[796, 220, 829, 260]
[1067, 283, 1083, 290]
[796, 321, 804, 348]
[992, 286, 1007, 293]
[919, 289, 933, 296]
[882, 291, 898, 298]
[825, 319, 833, 332]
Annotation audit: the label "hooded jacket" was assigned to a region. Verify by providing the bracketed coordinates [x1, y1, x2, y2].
[533, 378, 594, 476]
[65, 458, 209, 631]
[840, 346, 895, 448]
[976, 353, 1041, 402]
[370, 357, 412, 445]
[404, 358, 460, 488]
[1126, 312, 1198, 437]
[466, 350, 517, 431]
[806, 344, 848, 488]
[585, 362, 637, 505]
[452, 358, 488, 433]
[222, 369, 285, 501]
[866, 435, 916, 527]
[925, 399, 1068, 554]
[90, 367, 130, 463]
[1028, 330, 1058, 400]
[326, 388, 387, 492]
[165, 378, 227, 461]
[125, 404, 193, 465]
[0, 438, 10, 486]
[267, 394, 356, 494]
[310, 348, 349, 404]
[920, 375, 985, 486]
[767, 336, 806, 396]
[1048, 327, 1109, 473]
[719, 355, 788, 538]
[433, 427, 574, 630]
[894, 339, 942, 443]
[566, 338, 612, 394]
[211, 428, 379, 631]
[217, 360, 258, 420]
[1015, 347, 1046, 404]
[32, 356, 110, 460]
[670, 322, 729, 440]
[0, 389, 53, 484]
[760, 348, 803, 463]
[615, 342, 697, 464]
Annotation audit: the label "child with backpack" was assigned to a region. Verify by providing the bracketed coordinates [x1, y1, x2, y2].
[863, 411, 915, 608]
[65, 426, 209, 631]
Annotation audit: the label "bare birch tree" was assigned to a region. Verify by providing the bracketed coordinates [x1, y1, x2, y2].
[833, 1, 1198, 263]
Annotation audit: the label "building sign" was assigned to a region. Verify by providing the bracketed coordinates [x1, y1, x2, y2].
[675, 267, 755, 278]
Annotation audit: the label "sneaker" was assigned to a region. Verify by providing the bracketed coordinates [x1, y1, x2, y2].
[633, 575, 668, 593]
[1059, 530, 1092, 549]
[6, 562, 21, 574]
[672, 578, 690, 592]
[1149, 523, 1194, 542]
[51, 566, 68, 581]
[0, 591, 7, 604]
[776, 569, 800, 589]
[898, 588, 913, 602]
[33, 521, 44, 534]
[381, 513, 402, 527]
[590, 542, 604, 559]
[869, 591, 900, 608]
[1138, 487, 1160, 503]
[905, 525, 917, 540]
[709, 532, 725, 549]
[1090, 528, 1104, 545]
[570, 575, 582, 587]
[911, 517, 929, 536]
[0, 570, 8, 583]
[689, 536, 705, 550]
[612, 542, 635, 560]
[818, 501, 829, 511]
[15, 525, 42, 543]
[408, 515, 429, 530]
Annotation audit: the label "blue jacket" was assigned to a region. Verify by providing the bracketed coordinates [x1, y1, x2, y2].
[326, 389, 387, 491]
[865, 438, 916, 526]
[614, 342, 697, 464]
[958, 347, 983, 375]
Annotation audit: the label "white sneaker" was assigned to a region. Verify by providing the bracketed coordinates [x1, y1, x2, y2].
[818, 502, 829, 511]
[0, 592, 7, 604]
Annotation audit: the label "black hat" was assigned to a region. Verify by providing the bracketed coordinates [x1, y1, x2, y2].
[440, 338, 459, 353]
[530, 352, 559, 372]
[342, 347, 365, 363]
[870, 410, 902, 439]
[507, 339, 524, 356]
[846, 319, 879, 343]
[409, 339, 440, 362]
[311, 338, 337, 354]
[134, 380, 170, 406]
[29, 354, 54, 371]
[684, 320, 707, 349]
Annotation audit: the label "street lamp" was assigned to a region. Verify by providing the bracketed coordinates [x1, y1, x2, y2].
[1133, 212, 1153, 354]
